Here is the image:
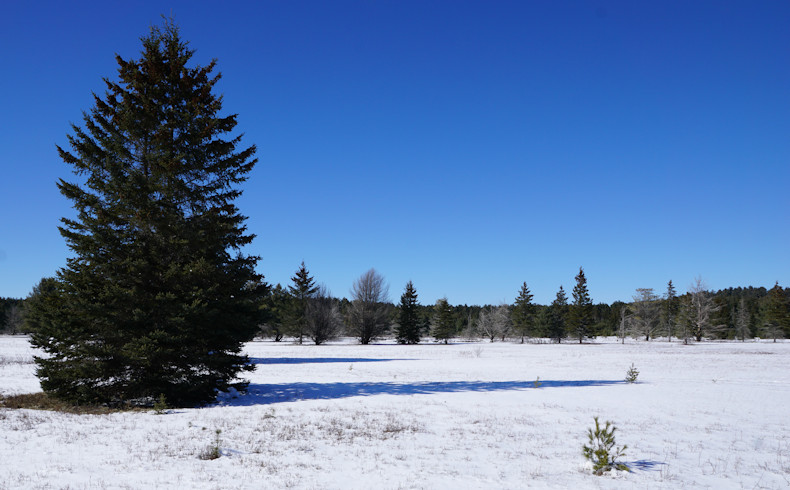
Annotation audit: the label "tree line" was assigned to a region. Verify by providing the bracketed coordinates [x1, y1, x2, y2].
[7, 268, 789, 344]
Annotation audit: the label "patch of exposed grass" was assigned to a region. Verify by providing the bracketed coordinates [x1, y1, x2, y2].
[0, 392, 138, 414]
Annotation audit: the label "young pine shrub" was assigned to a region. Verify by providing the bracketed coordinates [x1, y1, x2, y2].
[583, 417, 629, 475]
[625, 363, 639, 383]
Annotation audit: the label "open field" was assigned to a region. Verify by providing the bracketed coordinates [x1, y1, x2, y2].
[1, 335, 789, 489]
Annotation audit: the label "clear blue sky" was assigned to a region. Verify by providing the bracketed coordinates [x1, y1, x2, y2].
[1, 1, 788, 306]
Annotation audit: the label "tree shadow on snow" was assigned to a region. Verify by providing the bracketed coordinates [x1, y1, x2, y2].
[626, 460, 667, 472]
[216, 379, 625, 406]
[249, 357, 410, 365]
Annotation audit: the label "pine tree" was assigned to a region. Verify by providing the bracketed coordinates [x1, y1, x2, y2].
[396, 281, 420, 344]
[569, 267, 593, 343]
[432, 297, 455, 344]
[663, 280, 678, 341]
[287, 261, 318, 344]
[28, 20, 263, 406]
[762, 282, 789, 342]
[548, 286, 568, 343]
[512, 282, 534, 343]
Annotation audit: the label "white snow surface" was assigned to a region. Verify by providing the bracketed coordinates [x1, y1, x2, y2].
[1, 336, 789, 489]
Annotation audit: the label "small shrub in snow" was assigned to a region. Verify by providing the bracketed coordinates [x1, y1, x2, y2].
[625, 363, 639, 383]
[153, 394, 168, 415]
[199, 429, 222, 460]
[583, 417, 629, 475]
[533, 376, 542, 388]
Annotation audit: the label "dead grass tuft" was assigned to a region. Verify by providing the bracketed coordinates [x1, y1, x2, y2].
[0, 392, 138, 414]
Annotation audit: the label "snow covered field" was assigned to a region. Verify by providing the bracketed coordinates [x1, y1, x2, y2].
[1, 336, 789, 489]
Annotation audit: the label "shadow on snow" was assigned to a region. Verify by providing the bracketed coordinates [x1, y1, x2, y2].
[216, 379, 625, 406]
[249, 357, 410, 365]
[626, 460, 667, 472]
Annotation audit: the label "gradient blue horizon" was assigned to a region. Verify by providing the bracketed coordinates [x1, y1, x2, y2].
[1, 1, 788, 305]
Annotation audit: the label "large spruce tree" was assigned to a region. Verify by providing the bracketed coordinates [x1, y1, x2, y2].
[548, 286, 568, 343]
[29, 20, 263, 406]
[569, 267, 593, 343]
[396, 281, 420, 344]
[287, 261, 318, 344]
[512, 282, 534, 343]
[432, 297, 455, 344]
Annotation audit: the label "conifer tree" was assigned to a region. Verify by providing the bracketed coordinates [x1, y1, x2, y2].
[663, 280, 678, 341]
[548, 286, 568, 343]
[512, 282, 534, 343]
[432, 297, 455, 344]
[569, 267, 593, 343]
[762, 282, 789, 342]
[287, 261, 318, 344]
[28, 20, 263, 406]
[396, 281, 420, 344]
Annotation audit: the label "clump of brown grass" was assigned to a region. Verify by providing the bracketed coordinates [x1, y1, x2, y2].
[0, 392, 137, 414]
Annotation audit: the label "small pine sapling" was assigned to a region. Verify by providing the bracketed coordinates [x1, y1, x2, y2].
[153, 393, 168, 415]
[583, 417, 629, 475]
[625, 363, 639, 383]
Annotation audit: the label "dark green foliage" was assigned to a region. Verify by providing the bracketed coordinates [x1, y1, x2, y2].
[28, 20, 263, 407]
[0, 297, 26, 334]
[286, 262, 318, 343]
[548, 286, 568, 343]
[512, 282, 534, 342]
[662, 280, 678, 341]
[259, 283, 291, 341]
[396, 281, 420, 344]
[569, 267, 593, 343]
[762, 282, 789, 341]
[432, 297, 455, 344]
[583, 417, 629, 475]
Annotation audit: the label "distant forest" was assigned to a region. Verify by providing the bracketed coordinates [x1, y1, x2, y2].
[5, 270, 788, 344]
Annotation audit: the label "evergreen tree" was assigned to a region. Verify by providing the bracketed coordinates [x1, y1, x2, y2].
[28, 20, 263, 406]
[432, 297, 455, 344]
[287, 261, 318, 344]
[568, 267, 593, 343]
[548, 286, 568, 343]
[663, 280, 678, 341]
[761, 282, 789, 342]
[396, 281, 420, 344]
[259, 283, 291, 342]
[512, 282, 534, 343]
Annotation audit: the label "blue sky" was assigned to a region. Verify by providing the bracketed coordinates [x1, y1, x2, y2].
[1, 1, 788, 305]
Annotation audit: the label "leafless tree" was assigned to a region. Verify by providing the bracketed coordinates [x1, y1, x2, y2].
[686, 277, 722, 342]
[629, 288, 661, 341]
[618, 305, 632, 344]
[735, 298, 751, 342]
[347, 268, 391, 344]
[305, 284, 343, 345]
[477, 304, 511, 342]
[3, 304, 24, 335]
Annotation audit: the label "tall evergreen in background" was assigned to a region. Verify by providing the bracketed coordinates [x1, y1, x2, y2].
[28, 20, 263, 406]
[432, 297, 455, 344]
[548, 286, 568, 343]
[569, 267, 592, 343]
[663, 280, 678, 341]
[762, 282, 789, 341]
[512, 282, 534, 342]
[396, 281, 420, 344]
[287, 261, 318, 344]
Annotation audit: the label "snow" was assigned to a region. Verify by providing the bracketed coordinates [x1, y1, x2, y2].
[2, 336, 789, 489]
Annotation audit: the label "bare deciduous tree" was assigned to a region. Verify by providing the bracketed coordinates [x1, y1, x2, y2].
[347, 268, 391, 344]
[477, 304, 511, 342]
[305, 284, 343, 345]
[686, 277, 722, 342]
[630, 288, 661, 341]
[3, 304, 24, 335]
[735, 298, 751, 342]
